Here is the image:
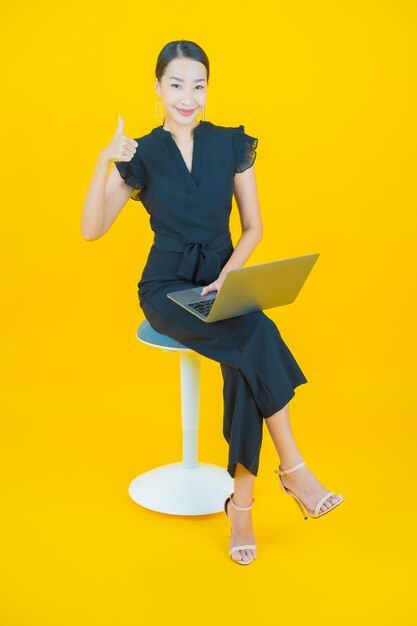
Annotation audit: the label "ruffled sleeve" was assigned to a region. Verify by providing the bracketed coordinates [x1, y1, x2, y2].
[114, 144, 146, 201]
[232, 125, 258, 173]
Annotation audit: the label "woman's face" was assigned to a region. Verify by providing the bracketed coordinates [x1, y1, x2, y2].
[155, 57, 207, 127]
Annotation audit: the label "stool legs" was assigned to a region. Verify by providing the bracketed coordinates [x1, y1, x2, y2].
[180, 351, 201, 469]
[129, 330, 234, 515]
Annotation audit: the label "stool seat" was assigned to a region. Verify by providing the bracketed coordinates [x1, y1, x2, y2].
[137, 319, 191, 351]
[128, 318, 233, 516]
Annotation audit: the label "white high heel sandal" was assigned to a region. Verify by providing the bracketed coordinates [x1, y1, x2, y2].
[273, 460, 344, 520]
[224, 493, 257, 565]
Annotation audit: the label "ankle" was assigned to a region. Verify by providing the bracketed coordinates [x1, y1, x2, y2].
[231, 494, 254, 509]
[279, 453, 305, 471]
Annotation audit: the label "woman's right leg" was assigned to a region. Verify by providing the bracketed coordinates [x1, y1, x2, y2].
[227, 462, 257, 563]
[221, 364, 261, 563]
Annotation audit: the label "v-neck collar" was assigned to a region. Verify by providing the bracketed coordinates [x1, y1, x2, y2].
[153, 121, 207, 193]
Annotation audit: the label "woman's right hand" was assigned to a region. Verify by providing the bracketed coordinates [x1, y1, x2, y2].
[100, 116, 139, 164]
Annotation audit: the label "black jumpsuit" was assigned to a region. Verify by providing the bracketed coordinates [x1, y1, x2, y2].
[115, 120, 308, 478]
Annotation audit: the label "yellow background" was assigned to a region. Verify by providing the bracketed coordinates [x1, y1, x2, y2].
[1, 0, 416, 624]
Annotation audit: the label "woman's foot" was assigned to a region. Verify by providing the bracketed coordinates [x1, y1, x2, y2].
[225, 496, 257, 564]
[279, 457, 343, 515]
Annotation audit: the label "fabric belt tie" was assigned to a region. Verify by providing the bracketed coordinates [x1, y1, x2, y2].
[153, 231, 233, 283]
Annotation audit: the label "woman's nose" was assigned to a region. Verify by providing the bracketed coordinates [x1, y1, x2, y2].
[180, 91, 193, 105]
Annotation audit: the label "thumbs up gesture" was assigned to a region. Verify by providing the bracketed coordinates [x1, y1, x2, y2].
[102, 116, 139, 163]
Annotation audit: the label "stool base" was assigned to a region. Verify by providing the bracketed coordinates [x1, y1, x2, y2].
[128, 462, 234, 515]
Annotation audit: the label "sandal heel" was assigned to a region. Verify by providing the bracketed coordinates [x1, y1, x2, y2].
[273, 461, 344, 520]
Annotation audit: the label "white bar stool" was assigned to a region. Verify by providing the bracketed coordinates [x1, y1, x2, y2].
[128, 319, 233, 516]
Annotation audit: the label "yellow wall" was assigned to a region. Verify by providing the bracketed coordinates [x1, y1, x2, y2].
[1, 1, 416, 624]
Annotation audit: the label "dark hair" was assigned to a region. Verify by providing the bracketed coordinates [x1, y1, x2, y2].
[155, 40, 210, 85]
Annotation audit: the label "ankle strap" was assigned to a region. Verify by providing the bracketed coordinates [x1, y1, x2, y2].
[230, 494, 254, 511]
[276, 461, 306, 476]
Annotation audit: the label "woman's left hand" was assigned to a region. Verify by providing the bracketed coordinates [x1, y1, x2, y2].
[200, 273, 226, 297]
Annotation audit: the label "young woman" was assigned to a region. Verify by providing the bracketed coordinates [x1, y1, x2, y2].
[81, 40, 344, 566]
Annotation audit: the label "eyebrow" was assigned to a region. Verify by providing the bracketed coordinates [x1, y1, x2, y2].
[169, 76, 206, 83]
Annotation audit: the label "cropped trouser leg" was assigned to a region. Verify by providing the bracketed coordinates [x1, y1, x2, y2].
[221, 360, 299, 479]
[221, 363, 265, 478]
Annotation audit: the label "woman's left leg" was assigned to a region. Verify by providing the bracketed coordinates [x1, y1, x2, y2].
[264, 402, 343, 514]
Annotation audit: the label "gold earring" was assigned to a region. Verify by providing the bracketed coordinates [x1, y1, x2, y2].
[201, 106, 206, 121]
[155, 99, 164, 118]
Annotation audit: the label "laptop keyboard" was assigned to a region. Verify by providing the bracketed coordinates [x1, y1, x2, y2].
[188, 298, 216, 317]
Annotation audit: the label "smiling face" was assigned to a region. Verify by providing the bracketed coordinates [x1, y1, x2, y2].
[155, 57, 208, 129]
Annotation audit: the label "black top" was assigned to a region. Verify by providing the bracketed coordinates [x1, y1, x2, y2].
[114, 121, 258, 245]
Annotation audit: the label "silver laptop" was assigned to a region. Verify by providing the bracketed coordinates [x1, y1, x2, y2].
[167, 253, 320, 323]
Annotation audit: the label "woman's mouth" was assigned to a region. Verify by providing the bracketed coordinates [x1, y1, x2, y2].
[175, 108, 196, 116]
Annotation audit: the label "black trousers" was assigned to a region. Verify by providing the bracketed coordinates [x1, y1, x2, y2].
[139, 284, 308, 478]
